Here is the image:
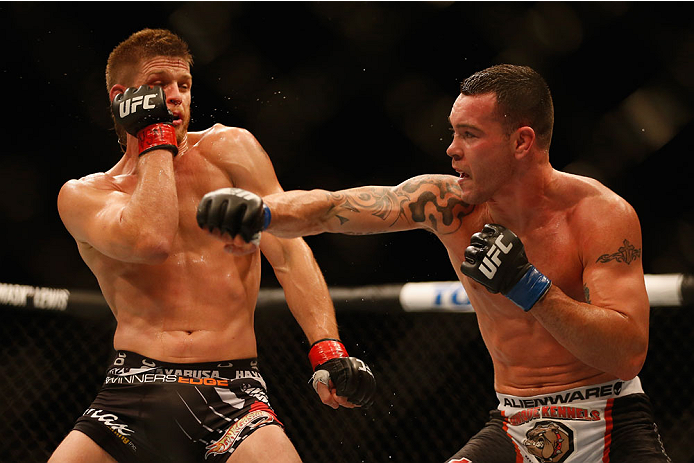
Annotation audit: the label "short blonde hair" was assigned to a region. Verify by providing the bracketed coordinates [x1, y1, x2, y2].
[105, 29, 193, 146]
[106, 28, 193, 90]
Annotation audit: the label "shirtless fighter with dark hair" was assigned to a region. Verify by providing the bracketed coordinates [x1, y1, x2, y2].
[197, 64, 670, 462]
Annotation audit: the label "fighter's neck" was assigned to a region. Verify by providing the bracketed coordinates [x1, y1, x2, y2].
[485, 164, 559, 233]
[109, 133, 189, 176]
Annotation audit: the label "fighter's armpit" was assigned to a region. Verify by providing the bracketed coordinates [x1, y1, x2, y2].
[583, 284, 591, 303]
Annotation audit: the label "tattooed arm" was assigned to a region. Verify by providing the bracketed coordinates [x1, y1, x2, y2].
[530, 193, 650, 380]
[263, 174, 473, 238]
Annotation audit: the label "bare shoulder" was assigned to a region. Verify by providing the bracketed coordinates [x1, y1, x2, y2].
[394, 174, 474, 234]
[560, 172, 641, 247]
[563, 173, 637, 221]
[395, 174, 464, 197]
[194, 123, 252, 139]
[190, 124, 260, 154]
[57, 172, 122, 241]
[191, 123, 279, 193]
[58, 172, 113, 203]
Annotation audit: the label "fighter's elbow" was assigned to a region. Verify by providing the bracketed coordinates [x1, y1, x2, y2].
[615, 342, 648, 381]
[126, 231, 174, 264]
[616, 365, 642, 382]
[138, 244, 172, 264]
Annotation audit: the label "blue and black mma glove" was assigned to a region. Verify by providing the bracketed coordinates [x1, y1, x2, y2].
[460, 223, 551, 312]
[308, 339, 376, 408]
[112, 85, 178, 156]
[196, 188, 272, 246]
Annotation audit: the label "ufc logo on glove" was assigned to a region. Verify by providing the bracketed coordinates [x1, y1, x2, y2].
[118, 94, 157, 117]
[461, 224, 551, 312]
[479, 233, 514, 279]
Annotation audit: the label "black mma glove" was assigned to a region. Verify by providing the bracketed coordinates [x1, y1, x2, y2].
[460, 223, 551, 312]
[308, 339, 376, 408]
[112, 85, 178, 156]
[196, 188, 271, 245]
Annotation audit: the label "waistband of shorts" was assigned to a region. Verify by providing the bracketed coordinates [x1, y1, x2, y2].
[109, 350, 259, 372]
[496, 377, 643, 408]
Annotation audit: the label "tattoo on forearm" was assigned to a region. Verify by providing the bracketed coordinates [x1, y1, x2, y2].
[583, 285, 591, 304]
[596, 239, 642, 265]
[325, 188, 408, 229]
[325, 176, 473, 234]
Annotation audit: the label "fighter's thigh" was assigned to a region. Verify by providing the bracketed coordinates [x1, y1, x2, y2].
[225, 425, 302, 463]
[445, 417, 518, 463]
[48, 430, 117, 463]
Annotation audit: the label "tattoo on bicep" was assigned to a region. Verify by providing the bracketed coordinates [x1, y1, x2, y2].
[596, 239, 642, 265]
[583, 285, 591, 304]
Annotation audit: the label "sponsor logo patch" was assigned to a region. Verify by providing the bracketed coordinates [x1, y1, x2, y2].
[205, 409, 275, 458]
[523, 421, 574, 463]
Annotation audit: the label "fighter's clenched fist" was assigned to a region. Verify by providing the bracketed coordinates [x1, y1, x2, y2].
[112, 85, 178, 156]
[308, 339, 376, 409]
[460, 223, 551, 312]
[196, 188, 271, 252]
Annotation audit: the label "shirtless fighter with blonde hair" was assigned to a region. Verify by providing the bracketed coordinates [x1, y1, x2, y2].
[50, 28, 374, 463]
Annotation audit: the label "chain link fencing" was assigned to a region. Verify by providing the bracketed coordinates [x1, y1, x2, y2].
[1, 293, 691, 462]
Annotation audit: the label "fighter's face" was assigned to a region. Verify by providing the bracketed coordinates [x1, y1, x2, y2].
[131, 56, 193, 144]
[446, 93, 516, 205]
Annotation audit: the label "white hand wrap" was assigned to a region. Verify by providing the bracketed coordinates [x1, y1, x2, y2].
[310, 369, 330, 392]
[249, 231, 261, 247]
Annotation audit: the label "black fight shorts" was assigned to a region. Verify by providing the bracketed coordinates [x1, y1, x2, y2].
[445, 377, 671, 463]
[72, 351, 284, 462]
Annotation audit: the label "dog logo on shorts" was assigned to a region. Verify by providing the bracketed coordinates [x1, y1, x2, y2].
[523, 421, 574, 463]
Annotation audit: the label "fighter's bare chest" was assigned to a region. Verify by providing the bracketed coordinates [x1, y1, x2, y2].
[449, 213, 585, 301]
[520, 230, 584, 295]
[172, 156, 235, 230]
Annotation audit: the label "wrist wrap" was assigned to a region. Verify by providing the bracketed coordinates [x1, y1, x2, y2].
[308, 339, 348, 370]
[505, 266, 552, 312]
[137, 123, 178, 156]
[262, 205, 272, 231]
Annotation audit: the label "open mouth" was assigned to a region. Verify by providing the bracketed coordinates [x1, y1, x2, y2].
[456, 171, 471, 186]
[456, 170, 470, 180]
[169, 110, 183, 125]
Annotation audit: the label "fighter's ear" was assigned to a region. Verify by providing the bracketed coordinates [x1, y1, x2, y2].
[109, 84, 127, 103]
[513, 126, 535, 159]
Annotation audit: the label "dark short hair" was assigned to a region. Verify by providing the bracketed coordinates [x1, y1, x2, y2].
[105, 29, 193, 146]
[460, 64, 554, 149]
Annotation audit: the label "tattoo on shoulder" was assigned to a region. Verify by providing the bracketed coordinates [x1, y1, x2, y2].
[325, 175, 473, 234]
[596, 239, 642, 265]
[583, 285, 591, 304]
[402, 176, 474, 234]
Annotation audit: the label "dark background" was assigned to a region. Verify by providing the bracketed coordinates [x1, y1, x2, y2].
[1, 2, 693, 463]
[2, 1, 693, 290]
